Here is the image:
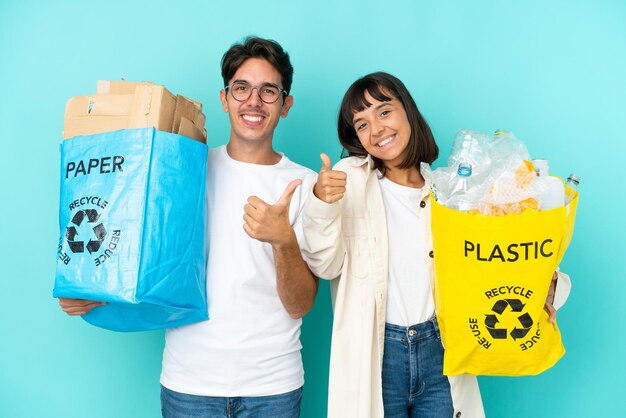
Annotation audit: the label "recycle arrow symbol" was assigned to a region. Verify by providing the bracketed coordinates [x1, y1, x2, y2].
[491, 299, 526, 314]
[506, 299, 526, 312]
[484, 298, 534, 341]
[65, 209, 107, 254]
[510, 312, 534, 340]
[86, 223, 107, 254]
[491, 299, 509, 315]
[485, 314, 507, 339]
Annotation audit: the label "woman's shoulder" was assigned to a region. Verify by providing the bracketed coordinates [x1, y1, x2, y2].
[334, 155, 370, 172]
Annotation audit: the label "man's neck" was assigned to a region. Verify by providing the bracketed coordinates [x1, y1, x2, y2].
[226, 139, 281, 165]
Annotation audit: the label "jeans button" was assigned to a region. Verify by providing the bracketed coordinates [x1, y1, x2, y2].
[408, 330, 416, 337]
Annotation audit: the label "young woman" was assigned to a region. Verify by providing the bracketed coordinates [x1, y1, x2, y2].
[302, 72, 570, 418]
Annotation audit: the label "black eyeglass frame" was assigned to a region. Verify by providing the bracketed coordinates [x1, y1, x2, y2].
[224, 81, 288, 104]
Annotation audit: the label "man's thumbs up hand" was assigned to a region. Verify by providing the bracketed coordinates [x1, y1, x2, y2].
[313, 153, 347, 204]
[275, 179, 302, 213]
[243, 180, 302, 246]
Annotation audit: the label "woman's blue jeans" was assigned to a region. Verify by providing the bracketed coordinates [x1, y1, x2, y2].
[382, 318, 453, 417]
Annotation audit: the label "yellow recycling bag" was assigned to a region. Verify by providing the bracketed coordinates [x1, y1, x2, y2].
[431, 185, 578, 376]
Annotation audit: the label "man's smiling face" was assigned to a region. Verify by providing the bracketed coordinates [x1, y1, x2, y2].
[220, 57, 293, 147]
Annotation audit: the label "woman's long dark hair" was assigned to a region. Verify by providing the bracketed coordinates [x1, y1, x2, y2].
[337, 72, 438, 176]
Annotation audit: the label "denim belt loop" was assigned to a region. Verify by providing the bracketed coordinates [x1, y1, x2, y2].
[430, 315, 440, 334]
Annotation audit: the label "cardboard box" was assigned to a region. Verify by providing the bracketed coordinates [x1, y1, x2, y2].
[172, 95, 206, 142]
[63, 94, 132, 139]
[63, 80, 207, 143]
[130, 85, 177, 132]
[96, 80, 155, 95]
[178, 117, 205, 143]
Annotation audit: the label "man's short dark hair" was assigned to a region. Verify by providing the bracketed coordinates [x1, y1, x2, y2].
[221, 36, 294, 95]
[337, 72, 438, 175]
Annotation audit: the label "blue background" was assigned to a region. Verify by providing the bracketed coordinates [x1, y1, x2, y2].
[1, 1, 624, 417]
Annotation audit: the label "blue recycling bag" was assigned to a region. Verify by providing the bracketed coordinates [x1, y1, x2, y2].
[53, 128, 208, 331]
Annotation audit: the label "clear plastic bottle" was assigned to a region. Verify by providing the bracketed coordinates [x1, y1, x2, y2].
[490, 130, 530, 162]
[447, 162, 477, 212]
[532, 159, 565, 210]
[565, 173, 580, 205]
[448, 130, 490, 175]
[566, 174, 580, 189]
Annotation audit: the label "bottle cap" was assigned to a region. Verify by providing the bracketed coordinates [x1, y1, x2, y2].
[457, 162, 472, 177]
[567, 174, 580, 187]
[532, 159, 549, 176]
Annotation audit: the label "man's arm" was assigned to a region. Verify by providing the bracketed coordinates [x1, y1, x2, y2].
[243, 179, 319, 319]
[272, 231, 319, 319]
[58, 297, 106, 315]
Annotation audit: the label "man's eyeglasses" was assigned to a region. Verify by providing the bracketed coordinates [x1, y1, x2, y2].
[225, 81, 287, 104]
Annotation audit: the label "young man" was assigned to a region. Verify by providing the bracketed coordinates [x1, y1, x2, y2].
[159, 36, 318, 418]
[60, 37, 319, 417]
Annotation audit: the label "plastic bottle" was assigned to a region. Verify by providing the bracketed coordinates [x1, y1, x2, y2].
[447, 162, 477, 212]
[564, 173, 580, 205]
[566, 174, 580, 189]
[532, 159, 566, 210]
[448, 130, 490, 175]
[490, 130, 530, 162]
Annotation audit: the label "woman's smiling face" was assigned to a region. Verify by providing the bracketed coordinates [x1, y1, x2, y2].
[352, 91, 412, 169]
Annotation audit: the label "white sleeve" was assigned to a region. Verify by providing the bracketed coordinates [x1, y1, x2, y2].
[300, 186, 346, 281]
[553, 269, 572, 311]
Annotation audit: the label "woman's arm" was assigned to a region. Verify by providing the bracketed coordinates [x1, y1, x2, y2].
[301, 189, 346, 280]
[553, 269, 571, 311]
[301, 154, 348, 280]
[544, 269, 572, 323]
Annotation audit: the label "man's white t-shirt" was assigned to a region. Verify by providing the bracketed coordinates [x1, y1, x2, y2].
[378, 175, 435, 327]
[160, 145, 316, 397]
